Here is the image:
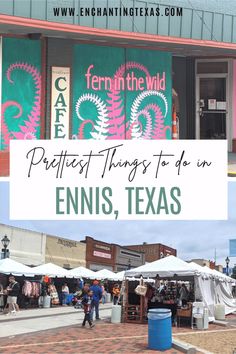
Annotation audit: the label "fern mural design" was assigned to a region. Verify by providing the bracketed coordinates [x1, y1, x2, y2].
[74, 61, 171, 140]
[1, 62, 41, 150]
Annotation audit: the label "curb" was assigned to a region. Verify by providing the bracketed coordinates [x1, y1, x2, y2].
[173, 338, 213, 354]
[212, 320, 228, 327]
[0, 306, 112, 323]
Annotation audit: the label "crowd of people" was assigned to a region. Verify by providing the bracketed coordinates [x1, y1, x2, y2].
[0, 275, 122, 325]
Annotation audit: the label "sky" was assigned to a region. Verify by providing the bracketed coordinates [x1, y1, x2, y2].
[0, 181, 235, 267]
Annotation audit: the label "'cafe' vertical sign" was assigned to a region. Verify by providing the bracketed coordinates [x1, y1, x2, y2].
[50, 66, 70, 139]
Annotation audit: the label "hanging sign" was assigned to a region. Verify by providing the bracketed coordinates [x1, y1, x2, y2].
[50, 66, 70, 139]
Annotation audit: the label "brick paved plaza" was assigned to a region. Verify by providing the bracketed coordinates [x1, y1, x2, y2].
[0, 320, 187, 354]
[1, 315, 236, 354]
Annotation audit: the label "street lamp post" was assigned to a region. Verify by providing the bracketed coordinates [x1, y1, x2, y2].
[127, 258, 131, 270]
[225, 256, 230, 276]
[1, 235, 10, 259]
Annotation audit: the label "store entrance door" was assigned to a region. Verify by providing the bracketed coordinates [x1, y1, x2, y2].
[196, 76, 228, 140]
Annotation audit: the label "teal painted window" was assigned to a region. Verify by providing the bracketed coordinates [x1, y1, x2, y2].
[1, 38, 42, 150]
[72, 43, 172, 140]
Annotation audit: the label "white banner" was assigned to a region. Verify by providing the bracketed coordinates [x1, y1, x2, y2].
[50, 66, 70, 139]
[10, 140, 227, 220]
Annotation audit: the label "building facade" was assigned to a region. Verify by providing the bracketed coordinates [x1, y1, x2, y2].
[190, 258, 223, 272]
[1, 1, 236, 175]
[82, 236, 116, 271]
[126, 242, 177, 262]
[114, 245, 145, 271]
[82, 236, 145, 271]
[45, 234, 86, 269]
[0, 223, 46, 265]
[0, 223, 86, 268]
[0, 224, 146, 271]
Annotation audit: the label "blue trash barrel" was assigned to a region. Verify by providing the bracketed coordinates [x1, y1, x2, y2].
[148, 308, 172, 351]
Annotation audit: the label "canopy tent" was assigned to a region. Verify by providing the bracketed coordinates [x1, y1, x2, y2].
[94, 269, 117, 280]
[202, 266, 235, 283]
[125, 256, 236, 320]
[0, 258, 35, 277]
[32, 262, 72, 278]
[112, 271, 125, 281]
[67, 266, 96, 279]
[190, 262, 236, 316]
[125, 255, 198, 278]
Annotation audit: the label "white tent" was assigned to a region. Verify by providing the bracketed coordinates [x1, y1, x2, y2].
[67, 266, 96, 279]
[190, 263, 236, 316]
[113, 271, 125, 281]
[0, 258, 35, 277]
[125, 255, 198, 278]
[32, 263, 71, 278]
[94, 269, 117, 280]
[125, 256, 236, 320]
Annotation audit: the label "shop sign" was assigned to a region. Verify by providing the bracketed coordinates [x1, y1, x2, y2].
[72, 45, 172, 140]
[95, 244, 111, 251]
[93, 250, 111, 259]
[57, 238, 77, 248]
[51, 66, 70, 139]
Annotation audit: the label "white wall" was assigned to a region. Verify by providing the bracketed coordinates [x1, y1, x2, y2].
[0, 224, 46, 266]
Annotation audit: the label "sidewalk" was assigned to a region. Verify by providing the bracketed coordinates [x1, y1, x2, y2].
[0, 303, 112, 338]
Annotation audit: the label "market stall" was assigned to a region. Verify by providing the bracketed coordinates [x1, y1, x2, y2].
[123, 256, 236, 325]
[0, 258, 39, 311]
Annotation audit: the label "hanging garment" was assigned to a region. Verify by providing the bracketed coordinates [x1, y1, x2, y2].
[22, 281, 32, 297]
[48, 285, 60, 305]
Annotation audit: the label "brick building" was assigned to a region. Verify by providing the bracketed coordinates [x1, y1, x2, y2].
[126, 242, 177, 262]
[82, 236, 145, 271]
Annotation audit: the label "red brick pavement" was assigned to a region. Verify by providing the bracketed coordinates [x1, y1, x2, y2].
[0, 322, 173, 354]
[0, 320, 231, 354]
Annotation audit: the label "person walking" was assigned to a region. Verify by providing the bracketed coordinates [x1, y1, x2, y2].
[6, 276, 20, 314]
[101, 283, 106, 305]
[61, 283, 69, 306]
[90, 280, 102, 320]
[112, 284, 120, 305]
[81, 289, 95, 328]
[179, 283, 189, 306]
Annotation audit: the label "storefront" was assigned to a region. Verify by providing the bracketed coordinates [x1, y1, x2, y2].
[115, 246, 145, 272]
[195, 59, 234, 151]
[1, 1, 236, 176]
[82, 236, 116, 271]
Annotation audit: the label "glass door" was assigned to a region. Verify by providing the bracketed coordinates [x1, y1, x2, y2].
[198, 77, 227, 139]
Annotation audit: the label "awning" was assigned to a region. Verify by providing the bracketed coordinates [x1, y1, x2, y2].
[1, 14, 236, 57]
